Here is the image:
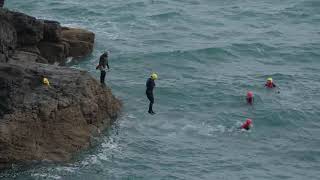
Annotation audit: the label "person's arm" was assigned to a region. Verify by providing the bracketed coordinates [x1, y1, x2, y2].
[106, 58, 110, 69]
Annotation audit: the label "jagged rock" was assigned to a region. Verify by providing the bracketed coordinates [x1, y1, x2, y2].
[9, 11, 44, 46]
[10, 51, 48, 64]
[62, 27, 95, 57]
[0, 17, 17, 62]
[0, 62, 121, 169]
[42, 20, 62, 42]
[38, 41, 69, 64]
[0, 9, 95, 64]
[16, 46, 40, 55]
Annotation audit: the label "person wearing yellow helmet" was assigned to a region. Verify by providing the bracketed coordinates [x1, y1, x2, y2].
[146, 73, 158, 114]
[43, 77, 50, 86]
[265, 77, 276, 88]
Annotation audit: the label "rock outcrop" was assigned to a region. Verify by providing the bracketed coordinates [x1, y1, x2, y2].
[0, 9, 121, 169]
[0, 8, 94, 65]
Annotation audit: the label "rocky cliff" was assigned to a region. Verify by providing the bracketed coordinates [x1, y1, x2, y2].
[0, 8, 121, 169]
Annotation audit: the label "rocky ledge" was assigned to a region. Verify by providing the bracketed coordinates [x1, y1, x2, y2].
[0, 9, 121, 169]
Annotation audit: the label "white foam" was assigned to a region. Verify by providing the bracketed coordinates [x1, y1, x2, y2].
[78, 137, 122, 167]
[31, 173, 61, 180]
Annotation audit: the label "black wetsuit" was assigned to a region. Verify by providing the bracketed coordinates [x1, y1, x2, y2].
[99, 52, 110, 70]
[265, 83, 276, 88]
[146, 78, 155, 113]
[96, 53, 110, 84]
[247, 97, 254, 104]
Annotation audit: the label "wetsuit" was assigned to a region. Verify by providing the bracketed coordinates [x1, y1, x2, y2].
[265, 82, 276, 88]
[247, 97, 254, 104]
[96, 53, 110, 84]
[241, 124, 251, 130]
[146, 78, 155, 114]
[99, 52, 110, 70]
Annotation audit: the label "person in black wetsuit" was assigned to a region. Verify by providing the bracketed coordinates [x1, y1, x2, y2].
[96, 52, 110, 84]
[265, 77, 276, 88]
[146, 73, 158, 114]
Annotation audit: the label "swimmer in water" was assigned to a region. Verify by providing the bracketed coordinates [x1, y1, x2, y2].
[246, 91, 254, 104]
[265, 77, 276, 88]
[240, 118, 253, 130]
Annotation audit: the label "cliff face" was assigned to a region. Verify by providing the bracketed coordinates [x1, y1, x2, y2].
[0, 9, 94, 65]
[0, 9, 121, 169]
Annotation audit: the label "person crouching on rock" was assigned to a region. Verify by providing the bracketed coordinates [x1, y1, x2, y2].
[146, 73, 158, 114]
[96, 52, 110, 84]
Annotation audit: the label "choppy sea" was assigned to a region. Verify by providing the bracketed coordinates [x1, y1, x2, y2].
[2, 0, 320, 179]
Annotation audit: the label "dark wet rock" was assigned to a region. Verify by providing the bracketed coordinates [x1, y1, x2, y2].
[0, 8, 95, 64]
[0, 0, 4, 8]
[16, 45, 41, 55]
[10, 11, 44, 46]
[0, 17, 17, 63]
[42, 20, 62, 42]
[10, 51, 48, 64]
[38, 41, 69, 65]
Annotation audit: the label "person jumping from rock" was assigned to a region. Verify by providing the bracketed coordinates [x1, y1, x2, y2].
[146, 73, 158, 114]
[96, 52, 110, 84]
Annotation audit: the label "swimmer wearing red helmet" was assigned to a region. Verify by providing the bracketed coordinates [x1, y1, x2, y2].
[265, 77, 276, 88]
[240, 118, 253, 130]
[246, 91, 254, 104]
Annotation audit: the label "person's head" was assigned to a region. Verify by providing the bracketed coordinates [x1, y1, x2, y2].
[43, 77, 50, 86]
[245, 118, 252, 125]
[151, 73, 158, 80]
[267, 77, 273, 84]
[104, 52, 108, 57]
[247, 91, 253, 98]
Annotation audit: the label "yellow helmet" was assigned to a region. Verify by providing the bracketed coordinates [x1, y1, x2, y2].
[267, 77, 273, 82]
[151, 73, 158, 80]
[43, 78, 50, 86]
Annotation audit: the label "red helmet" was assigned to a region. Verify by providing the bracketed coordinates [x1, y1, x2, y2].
[246, 118, 252, 125]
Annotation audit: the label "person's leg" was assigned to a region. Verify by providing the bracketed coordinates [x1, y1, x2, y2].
[148, 102, 153, 113]
[147, 92, 155, 114]
[100, 70, 106, 84]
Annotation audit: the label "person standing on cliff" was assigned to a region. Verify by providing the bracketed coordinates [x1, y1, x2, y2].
[0, 0, 4, 8]
[146, 73, 158, 114]
[96, 52, 110, 84]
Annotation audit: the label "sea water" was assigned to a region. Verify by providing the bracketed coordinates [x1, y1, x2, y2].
[2, 0, 320, 179]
